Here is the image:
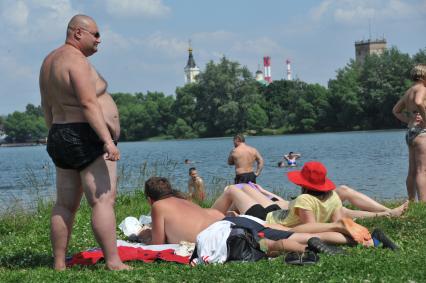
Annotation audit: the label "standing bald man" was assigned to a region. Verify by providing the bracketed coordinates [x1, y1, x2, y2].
[39, 14, 130, 270]
[228, 134, 264, 184]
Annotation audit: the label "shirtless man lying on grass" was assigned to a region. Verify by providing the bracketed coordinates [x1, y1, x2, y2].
[138, 177, 398, 260]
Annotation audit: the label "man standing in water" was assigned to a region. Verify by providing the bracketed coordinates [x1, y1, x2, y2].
[228, 134, 264, 184]
[393, 64, 426, 202]
[188, 167, 206, 202]
[39, 14, 130, 270]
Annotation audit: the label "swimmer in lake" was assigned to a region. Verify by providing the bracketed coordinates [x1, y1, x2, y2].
[280, 152, 301, 167]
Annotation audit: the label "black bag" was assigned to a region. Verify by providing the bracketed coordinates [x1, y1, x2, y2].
[226, 227, 266, 262]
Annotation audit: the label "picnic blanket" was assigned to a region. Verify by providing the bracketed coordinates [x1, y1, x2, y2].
[66, 243, 190, 267]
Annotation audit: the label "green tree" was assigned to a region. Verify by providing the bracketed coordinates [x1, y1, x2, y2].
[167, 118, 197, 139]
[112, 91, 175, 140]
[4, 111, 47, 142]
[359, 47, 412, 128]
[144, 91, 175, 135]
[327, 61, 363, 130]
[413, 47, 426, 64]
[173, 84, 197, 128]
[25, 104, 44, 117]
[246, 103, 268, 132]
[194, 57, 260, 136]
[112, 93, 140, 140]
[263, 80, 328, 132]
[263, 80, 296, 130]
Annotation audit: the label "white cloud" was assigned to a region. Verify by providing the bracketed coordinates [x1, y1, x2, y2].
[193, 30, 235, 42]
[104, 0, 171, 18]
[0, 55, 33, 79]
[29, 0, 77, 41]
[101, 28, 132, 51]
[143, 33, 187, 57]
[311, 0, 333, 21]
[0, 0, 29, 29]
[0, 54, 37, 110]
[334, 5, 376, 23]
[231, 37, 283, 55]
[0, 0, 78, 42]
[311, 0, 423, 25]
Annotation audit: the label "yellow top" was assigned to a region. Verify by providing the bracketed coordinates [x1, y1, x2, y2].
[265, 191, 342, 227]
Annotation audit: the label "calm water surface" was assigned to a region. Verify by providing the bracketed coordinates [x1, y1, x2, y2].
[0, 130, 408, 211]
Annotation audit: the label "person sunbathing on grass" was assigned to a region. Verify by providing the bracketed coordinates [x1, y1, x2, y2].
[211, 162, 408, 222]
[139, 176, 397, 266]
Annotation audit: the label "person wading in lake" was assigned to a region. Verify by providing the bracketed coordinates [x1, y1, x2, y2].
[393, 64, 426, 202]
[39, 14, 130, 270]
[228, 134, 264, 184]
[188, 167, 206, 202]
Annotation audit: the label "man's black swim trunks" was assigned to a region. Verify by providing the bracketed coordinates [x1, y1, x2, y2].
[47, 123, 107, 171]
[234, 172, 257, 184]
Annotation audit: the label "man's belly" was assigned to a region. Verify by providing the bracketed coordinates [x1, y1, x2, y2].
[98, 93, 120, 140]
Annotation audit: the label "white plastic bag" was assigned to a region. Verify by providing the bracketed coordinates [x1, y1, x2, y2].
[139, 215, 152, 226]
[118, 217, 143, 238]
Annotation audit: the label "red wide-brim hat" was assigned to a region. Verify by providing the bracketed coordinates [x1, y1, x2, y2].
[287, 161, 335, 192]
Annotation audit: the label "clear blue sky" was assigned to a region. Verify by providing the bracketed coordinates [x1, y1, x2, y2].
[0, 0, 425, 115]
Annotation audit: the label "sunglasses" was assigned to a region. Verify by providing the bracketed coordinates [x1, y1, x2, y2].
[69, 26, 100, 39]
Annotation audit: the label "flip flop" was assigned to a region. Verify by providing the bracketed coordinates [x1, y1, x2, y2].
[341, 218, 372, 244]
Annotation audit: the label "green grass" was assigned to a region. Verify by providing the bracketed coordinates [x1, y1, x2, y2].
[1, 192, 425, 283]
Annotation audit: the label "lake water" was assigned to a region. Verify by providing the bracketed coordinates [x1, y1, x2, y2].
[0, 130, 409, 212]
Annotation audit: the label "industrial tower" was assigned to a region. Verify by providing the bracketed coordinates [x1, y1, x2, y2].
[263, 56, 272, 83]
[286, 59, 292, 80]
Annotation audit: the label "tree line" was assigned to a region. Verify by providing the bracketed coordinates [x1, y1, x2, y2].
[2, 46, 425, 142]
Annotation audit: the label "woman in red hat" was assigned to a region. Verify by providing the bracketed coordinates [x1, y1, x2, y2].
[266, 161, 342, 227]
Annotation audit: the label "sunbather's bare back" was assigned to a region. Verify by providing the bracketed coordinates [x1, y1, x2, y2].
[150, 197, 224, 244]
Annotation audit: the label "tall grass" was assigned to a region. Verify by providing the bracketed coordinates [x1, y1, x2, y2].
[3, 157, 235, 214]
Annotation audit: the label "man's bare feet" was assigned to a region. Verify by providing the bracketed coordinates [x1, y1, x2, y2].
[387, 200, 409, 217]
[53, 261, 66, 271]
[341, 218, 372, 244]
[106, 262, 132, 271]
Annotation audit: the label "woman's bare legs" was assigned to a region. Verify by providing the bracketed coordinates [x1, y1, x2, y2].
[336, 185, 389, 212]
[289, 232, 349, 245]
[211, 185, 261, 214]
[225, 183, 289, 209]
[212, 184, 286, 214]
[414, 135, 426, 201]
[240, 185, 274, 207]
[341, 204, 408, 219]
[336, 185, 408, 217]
[262, 220, 381, 256]
[407, 145, 417, 201]
[288, 220, 372, 246]
[250, 184, 285, 202]
[260, 238, 306, 256]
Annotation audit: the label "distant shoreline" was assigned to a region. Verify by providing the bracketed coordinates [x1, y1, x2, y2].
[0, 128, 406, 146]
[0, 142, 45, 148]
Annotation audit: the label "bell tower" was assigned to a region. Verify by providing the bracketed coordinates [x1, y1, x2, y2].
[184, 40, 200, 84]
